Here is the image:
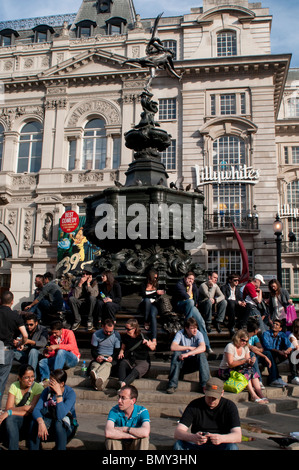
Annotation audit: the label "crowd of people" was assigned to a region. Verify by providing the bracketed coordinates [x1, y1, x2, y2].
[0, 267, 298, 451]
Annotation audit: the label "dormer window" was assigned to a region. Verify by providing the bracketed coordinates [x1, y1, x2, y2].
[106, 17, 126, 35]
[217, 30, 237, 57]
[32, 25, 55, 43]
[76, 20, 97, 38]
[0, 28, 19, 47]
[98, 0, 113, 13]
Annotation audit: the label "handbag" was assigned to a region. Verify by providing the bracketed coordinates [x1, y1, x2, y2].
[223, 370, 248, 394]
[286, 304, 297, 326]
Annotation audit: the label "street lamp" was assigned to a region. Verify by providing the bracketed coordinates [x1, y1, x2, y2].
[273, 214, 283, 285]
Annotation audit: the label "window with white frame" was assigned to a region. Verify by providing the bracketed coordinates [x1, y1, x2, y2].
[82, 118, 107, 170]
[282, 268, 291, 292]
[17, 121, 43, 173]
[210, 92, 247, 116]
[217, 30, 237, 57]
[284, 146, 299, 164]
[287, 98, 299, 118]
[161, 139, 176, 170]
[287, 180, 299, 207]
[112, 136, 121, 169]
[68, 139, 76, 171]
[159, 98, 177, 120]
[162, 40, 177, 60]
[208, 249, 253, 285]
[212, 135, 247, 227]
[0, 124, 3, 171]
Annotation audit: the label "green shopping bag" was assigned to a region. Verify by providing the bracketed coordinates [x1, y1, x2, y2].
[223, 370, 248, 394]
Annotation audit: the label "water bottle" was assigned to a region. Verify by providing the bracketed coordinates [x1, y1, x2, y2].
[100, 292, 106, 299]
[81, 360, 87, 377]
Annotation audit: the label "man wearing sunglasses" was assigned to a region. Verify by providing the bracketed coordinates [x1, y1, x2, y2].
[221, 274, 246, 337]
[13, 312, 49, 373]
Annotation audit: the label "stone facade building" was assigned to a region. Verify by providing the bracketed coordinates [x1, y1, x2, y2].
[0, 0, 297, 306]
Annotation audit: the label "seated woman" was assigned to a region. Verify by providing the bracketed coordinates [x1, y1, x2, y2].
[218, 329, 268, 404]
[0, 364, 43, 450]
[29, 368, 78, 450]
[138, 269, 165, 345]
[118, 318, 156, 388]
[96, 270, 122, 324]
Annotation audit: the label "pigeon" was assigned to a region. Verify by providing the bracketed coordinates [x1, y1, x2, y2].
[268, 437, 299, 448]
[114, 180, 123, 188]
[185, 184, 191, 191]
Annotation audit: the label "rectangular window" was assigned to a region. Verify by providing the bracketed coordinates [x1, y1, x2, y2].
[208, 249, 253, 285]
[162, 40, 177, 60]
[217, 31, 237, 57]
[292, 147, 299, 164]
[220, 94, 236, 115]
[211, 95, 216, 115]
[161, 139, 176, 170]
[241, 93, 246, 114]
[68, 140, 76, 171]
[284, 147, 289, 164]
[294, 269, 299, 295]
[112, 137, 121, 169]
[159, 98, 177, 120]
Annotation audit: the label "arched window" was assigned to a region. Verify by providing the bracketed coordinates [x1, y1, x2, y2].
[82, 118, 107, 170]
[17, 121, 43, 173]
[0, 124, 4, 171]
[212, 135, 246, 226]
[217, 30, 237, 57]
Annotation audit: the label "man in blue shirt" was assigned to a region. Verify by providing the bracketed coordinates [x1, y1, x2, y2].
[166, 317, 210, 394]
[105, 384, 150, 450]
[89, 318, 121, 391]
[262, 319, 293, 387]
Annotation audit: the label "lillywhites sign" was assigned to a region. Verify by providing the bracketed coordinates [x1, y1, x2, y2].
[194, 164, 260, 186]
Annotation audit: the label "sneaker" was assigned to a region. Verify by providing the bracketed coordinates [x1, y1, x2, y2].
[166, 387, 175, 394]
[72, 322, 81, 331]
[90, 370, 98, 390]
[270, 378, 287, 387]
[95, 377, 104, 391]
[291, 377, 299, 385]
[86, 322, 93, 331]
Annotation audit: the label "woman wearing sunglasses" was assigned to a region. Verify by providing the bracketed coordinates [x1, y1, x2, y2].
[218, 329, 269, 404]
[0, 364, 43, 450]
[117, 319, 156, 389]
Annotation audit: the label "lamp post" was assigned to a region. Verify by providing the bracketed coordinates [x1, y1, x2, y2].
[273, 214, 283, 285]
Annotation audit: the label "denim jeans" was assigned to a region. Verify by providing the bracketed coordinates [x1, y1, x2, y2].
[39, 350, 79, 380]
[198, 299, 227, 326]
[168, 351, 210, 390]
[0, 349, 14, 409]
[176, 300, 211, 349]
[29, 416, 73, 450]
[14, 347, 41, 372]
[139, 298, 158, 340]
[174, 439, 239, 451]
[5, 415, 31, 450]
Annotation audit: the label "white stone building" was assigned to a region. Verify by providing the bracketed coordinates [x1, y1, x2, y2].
[0, 0, 297, 306]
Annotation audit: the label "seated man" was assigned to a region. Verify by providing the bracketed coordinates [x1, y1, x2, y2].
[89, 318, 121, 391]
[38, 320, 80, 383]
[25, 272, 63, 324]
[173, 377, 242, 451]
[197, 271, 227, 333]
[13, 313, 48, 373]
[173, 271, 212, 353]
[69, 268, 99, 332]
[21, 274, 43, 311]
[261, 319, 293, 387]
[220, 274, 246, 336]
[105, 384, 150, 450]
[240, 274, 268, 333]
[166, 317, 210, 394]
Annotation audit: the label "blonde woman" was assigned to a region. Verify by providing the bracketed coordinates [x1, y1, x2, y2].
[218, 329, 268, 403]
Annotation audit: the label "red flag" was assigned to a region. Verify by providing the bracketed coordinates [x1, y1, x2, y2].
[232, 223, 250, 283]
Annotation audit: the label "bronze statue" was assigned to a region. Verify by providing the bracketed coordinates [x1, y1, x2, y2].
[124, 13, 182, 89]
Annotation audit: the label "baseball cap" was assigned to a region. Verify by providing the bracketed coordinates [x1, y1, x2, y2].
[204, 377, 224, 399]
[254, 274, 265, 285]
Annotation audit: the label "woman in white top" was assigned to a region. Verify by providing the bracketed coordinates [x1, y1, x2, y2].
[218, 329, 268, 403]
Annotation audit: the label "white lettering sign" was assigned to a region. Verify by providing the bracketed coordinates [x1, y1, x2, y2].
[194, 164, 260, 186]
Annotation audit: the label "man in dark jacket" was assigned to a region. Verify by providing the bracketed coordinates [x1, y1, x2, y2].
[173, 272, 211, 352]
[220, 274, 246, 336]
[69, 267, 99, 331]
[13, 312, 48, 372]
[0, 291, 28, 410]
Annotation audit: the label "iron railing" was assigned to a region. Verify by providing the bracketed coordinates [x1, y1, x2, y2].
[204, 211, 259, 231]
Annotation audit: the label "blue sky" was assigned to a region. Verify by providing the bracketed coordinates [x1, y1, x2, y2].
[1, 0, 298, 67]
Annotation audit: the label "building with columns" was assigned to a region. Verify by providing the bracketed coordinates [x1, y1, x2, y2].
[0, 0, 297, 306]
